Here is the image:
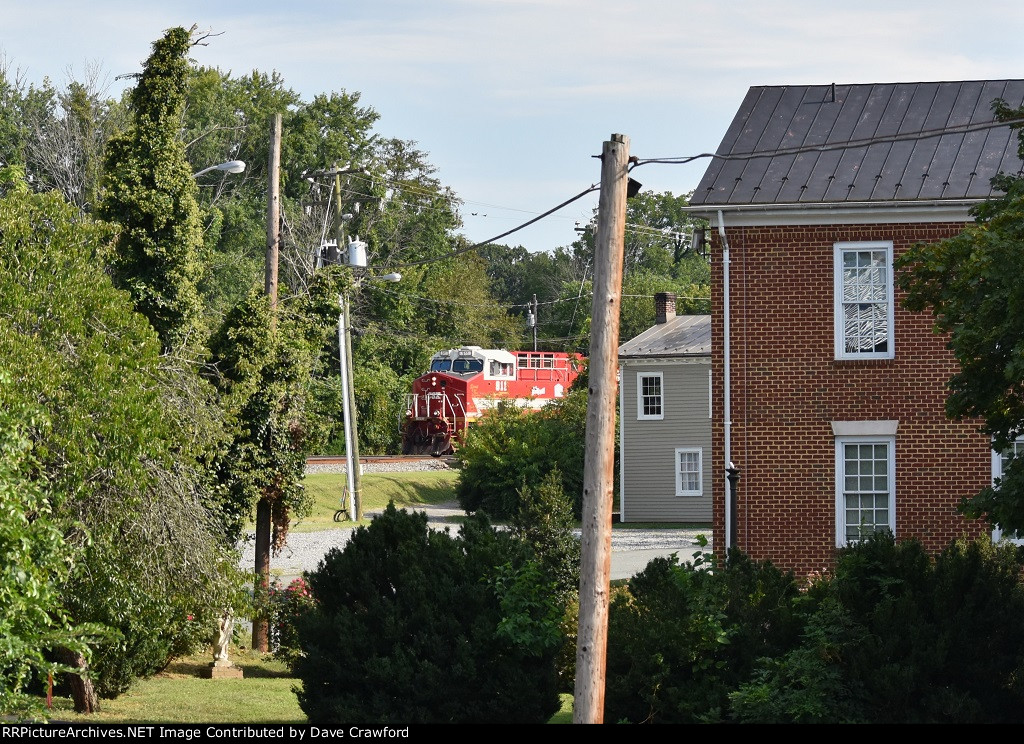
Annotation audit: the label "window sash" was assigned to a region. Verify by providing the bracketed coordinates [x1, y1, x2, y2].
[675, 447, 702, 496]
[836, 436, 894, 545]
[835, 243, 894, 359]
[991, 440, 1024, 544]
[637, 372, 664, 420]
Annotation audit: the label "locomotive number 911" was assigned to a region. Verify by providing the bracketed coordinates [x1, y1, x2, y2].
[400, 345, 581, 456]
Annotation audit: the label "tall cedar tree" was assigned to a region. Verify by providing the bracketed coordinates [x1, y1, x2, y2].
[98, 27, 205, 351]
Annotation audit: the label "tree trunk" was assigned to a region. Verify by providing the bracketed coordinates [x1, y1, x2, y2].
[55, 647, 99, 714]
[252, 496, 272, 652]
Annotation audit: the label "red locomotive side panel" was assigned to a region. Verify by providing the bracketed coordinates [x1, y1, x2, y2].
[400, 346, 581, 455]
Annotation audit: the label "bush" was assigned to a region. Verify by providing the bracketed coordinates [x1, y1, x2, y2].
[604, 548, 803, 724]
[267, 578, 317, 663]
[293, 503, 562, 724]
[731, 534, 1024, 724]
[456, 390, 588, 520]
[510, 468, 581, 608]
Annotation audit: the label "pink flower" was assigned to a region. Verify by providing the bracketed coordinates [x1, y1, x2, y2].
[187, 614, 194, 621]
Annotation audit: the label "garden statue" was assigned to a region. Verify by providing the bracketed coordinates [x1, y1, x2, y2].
[202, 612, 244, 679]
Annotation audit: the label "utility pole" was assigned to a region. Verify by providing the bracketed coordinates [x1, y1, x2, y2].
[333, 168, 364, 522]
[253, 112, 282, 653]
[574, 133, 630, 724]
[532, 294, 538, 351]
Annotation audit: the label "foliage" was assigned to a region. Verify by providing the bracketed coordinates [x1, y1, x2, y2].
[510, 468, 582, 607]
[732, 534, 1024, 723]
[0, 375, 103, 719]
[264, 578, 317, 664]
[604, 548, 802, 724]
[97, 27, 206, 351]
[293, 504, 561, 724]
[895, 101, 1024, 533]
[455, 388, 588, 519]
[0, 186, 243, 700]
[208, 269, 345, 547]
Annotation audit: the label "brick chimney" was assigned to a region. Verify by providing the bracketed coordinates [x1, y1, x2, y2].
[655, 292, 676, 324]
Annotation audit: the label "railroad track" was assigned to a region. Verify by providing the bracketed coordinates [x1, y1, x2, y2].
[306, 454, 456, 466]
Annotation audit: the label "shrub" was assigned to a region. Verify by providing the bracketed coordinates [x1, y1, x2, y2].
[293, 503, 562, 724]
[604, 548, 803, 724]
[268, 577, 317, 663]
[510, 468, 581, 607]
[732, 534, 1024, 724]
[456, 390, 587, 520]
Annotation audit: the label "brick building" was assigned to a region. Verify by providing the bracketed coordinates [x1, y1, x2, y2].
[685, 80, 1024, 576]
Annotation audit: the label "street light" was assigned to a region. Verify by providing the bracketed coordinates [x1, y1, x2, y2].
[193, 159, 246, 178]
[338, 264, 401, 522]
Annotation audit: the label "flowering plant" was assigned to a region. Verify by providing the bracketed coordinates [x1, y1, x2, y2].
[268, 577, 316, 662]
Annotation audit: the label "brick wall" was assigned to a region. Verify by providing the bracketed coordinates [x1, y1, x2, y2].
[711, 222, 991, 577]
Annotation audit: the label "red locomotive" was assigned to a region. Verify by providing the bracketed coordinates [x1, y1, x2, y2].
[401, 346, 582, 456]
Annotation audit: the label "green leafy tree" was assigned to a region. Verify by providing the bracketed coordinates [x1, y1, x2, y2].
[0, 184, 242, 703]
[895, 101, 1024, 534]
[209, 269, 344, 547]
[0, 375, 103, 719]
[98, 27, 206, 350]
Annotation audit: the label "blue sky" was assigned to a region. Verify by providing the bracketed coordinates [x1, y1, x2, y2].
[3, 0, 1024, 253]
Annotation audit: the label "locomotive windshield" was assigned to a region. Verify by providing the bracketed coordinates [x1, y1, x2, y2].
[430, 359, 452, 372]
[452, 358, 484, 374]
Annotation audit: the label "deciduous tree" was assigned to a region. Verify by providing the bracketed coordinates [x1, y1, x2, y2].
[896, 101, 1024, 534]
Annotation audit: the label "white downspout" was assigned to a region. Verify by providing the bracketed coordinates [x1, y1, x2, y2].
[718, 210, 733, 552]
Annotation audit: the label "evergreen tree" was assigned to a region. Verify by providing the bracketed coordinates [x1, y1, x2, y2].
[98, 27, 205, 351]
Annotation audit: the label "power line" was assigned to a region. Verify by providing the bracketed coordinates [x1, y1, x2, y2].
[633, 117, 1024, 168]
[368, 183, 600, 270]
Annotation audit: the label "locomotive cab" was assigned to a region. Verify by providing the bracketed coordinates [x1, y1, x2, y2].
[401, 346, 578, 456]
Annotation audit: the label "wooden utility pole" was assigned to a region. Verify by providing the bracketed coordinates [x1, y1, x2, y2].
[253, 112, 282, 653]
[574, 133, 630, 724]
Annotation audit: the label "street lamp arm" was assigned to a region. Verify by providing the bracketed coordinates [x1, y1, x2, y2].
[193, 160, 246, 178]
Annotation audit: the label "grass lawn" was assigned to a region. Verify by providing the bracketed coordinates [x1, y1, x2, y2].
[45, 648, 574, 724]
[287, 469, 460, 532]
[48, 649, 306, 724]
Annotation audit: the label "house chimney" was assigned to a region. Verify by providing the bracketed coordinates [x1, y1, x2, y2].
[655, 292, 676, 324]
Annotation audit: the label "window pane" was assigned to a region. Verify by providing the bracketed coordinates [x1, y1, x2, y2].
[841, 439, 891, 543]
[840, 248, 890, 355]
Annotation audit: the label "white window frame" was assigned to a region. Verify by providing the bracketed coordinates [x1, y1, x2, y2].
[834, 434, 896, 546]
[834, 241, 894, 360]
[991, 440, 1024, 545]
[637, 371, 664, 421]
[675, 447, 703, 497]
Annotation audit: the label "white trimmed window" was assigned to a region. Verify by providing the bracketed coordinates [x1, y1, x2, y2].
[675, 447, 702, 497]
[834, 241, 894, 360]
[991, 440, 1024, 545]
[637, 372, 664, 420]
[835, 435, 895, 545]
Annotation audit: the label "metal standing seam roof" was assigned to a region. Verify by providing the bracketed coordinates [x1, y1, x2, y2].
[618, 315, 711, 358]
[688, 80, 1024, 207]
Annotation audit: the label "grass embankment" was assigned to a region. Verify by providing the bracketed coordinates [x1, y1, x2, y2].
[288, 469, 460, 532]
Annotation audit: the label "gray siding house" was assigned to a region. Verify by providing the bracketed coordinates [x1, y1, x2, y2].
[618, 293, 712, 523]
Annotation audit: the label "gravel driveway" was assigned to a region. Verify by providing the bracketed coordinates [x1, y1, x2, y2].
[240, 460, 712, 583]
[239, 499, 712, 583]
